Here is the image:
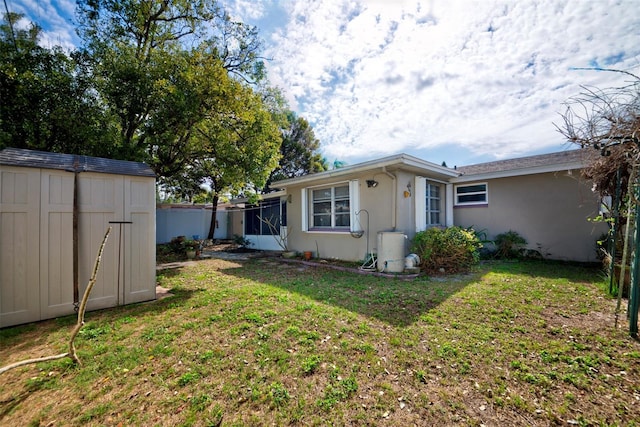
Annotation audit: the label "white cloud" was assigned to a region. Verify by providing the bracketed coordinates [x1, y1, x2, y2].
[9, 0, 79, 50]
[11, 0, 640, 166]
[261, 0, 640, 164]
[222, 0, 270, 21]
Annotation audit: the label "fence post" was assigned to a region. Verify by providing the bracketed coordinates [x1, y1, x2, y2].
[630, 182, 640, 337]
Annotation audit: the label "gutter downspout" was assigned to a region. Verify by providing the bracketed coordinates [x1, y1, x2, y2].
[382, 166, 396, 230]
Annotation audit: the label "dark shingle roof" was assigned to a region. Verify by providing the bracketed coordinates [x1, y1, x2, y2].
[456, 149, 596, 176]
[0, 148, 155, 177]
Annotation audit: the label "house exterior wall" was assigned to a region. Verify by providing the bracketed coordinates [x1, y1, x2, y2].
[453, 170, 607, 262]
[280, 169, 456, 261]
[284, 171, 411, 261]
[395, 170, 415, 237]
[230, 208, 243, 238]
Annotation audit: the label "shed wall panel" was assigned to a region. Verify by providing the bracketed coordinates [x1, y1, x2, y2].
[1, 163, 156, 328]
[40, 171, 75, 319]
[0, 168, 40, 327]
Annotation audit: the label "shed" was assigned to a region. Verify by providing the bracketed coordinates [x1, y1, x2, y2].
[1, 148, 156, 328]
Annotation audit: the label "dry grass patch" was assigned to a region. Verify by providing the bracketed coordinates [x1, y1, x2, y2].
[1, 258, 639, 426]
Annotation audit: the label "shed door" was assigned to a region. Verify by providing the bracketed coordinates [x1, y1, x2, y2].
[77, 173, 122, 312]
[0, 167, 41, 327]
[1, 169, 155, 328]
[123, 176, 155, 304]
[78, 174, 155, 309]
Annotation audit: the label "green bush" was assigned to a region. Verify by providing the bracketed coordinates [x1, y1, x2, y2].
[494, 230, 527, 259]
[410, 226, 482, 274]
[233, 234, 252, 248]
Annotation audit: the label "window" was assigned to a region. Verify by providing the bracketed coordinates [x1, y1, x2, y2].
[426, 183, 441, 225]
[415, 177, 445, 231]
[244, 198, 286, 235]
[311, 185, 350, 229]
[455, 183, 488, 206]
[301, 181, 359, 232]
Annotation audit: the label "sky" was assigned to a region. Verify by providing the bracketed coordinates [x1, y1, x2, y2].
[6, 0, 640, 167]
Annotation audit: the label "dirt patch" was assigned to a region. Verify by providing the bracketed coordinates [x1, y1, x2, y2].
[155, 285, 173, 300]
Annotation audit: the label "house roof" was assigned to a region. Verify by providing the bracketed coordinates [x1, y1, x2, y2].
[271, 153, 460, 188]
[0, 147, 156, 177]
[452, 148, 596, 182]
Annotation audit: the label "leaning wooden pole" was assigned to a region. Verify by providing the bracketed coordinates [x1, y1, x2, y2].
[0, 227, 112, 375]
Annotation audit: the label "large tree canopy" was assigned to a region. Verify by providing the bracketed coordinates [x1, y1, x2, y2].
[2, 1, 325, 228]
[265, 110, 328, 191]
[0, 13, 114, 155]
[74, 0, 272, 170]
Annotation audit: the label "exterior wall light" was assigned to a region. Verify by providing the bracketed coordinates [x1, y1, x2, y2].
[366, 179, 378, 188]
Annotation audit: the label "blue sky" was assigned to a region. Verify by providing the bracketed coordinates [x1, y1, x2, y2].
[7, 0, 640, 167]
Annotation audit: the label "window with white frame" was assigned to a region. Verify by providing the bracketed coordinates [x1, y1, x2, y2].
[415, 177, 444, 231]
[455, 183, 488, 206]
[311, 185, 350, 229]
[426, 183, 441, 225]
[302, 181, 359, 232]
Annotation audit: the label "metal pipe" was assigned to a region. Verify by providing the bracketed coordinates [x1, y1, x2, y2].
[381, 166, 396, 229]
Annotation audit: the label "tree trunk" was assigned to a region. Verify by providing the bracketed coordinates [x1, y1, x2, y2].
[207, 193, 220, 240]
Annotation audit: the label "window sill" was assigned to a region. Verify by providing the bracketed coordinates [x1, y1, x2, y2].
[306, 228, 351, 234]
[454, 204, 488, 208]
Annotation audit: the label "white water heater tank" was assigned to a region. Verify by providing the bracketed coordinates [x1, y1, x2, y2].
[377, 232, 406, 273]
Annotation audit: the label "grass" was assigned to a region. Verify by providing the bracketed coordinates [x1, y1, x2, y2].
[1, 257, 639, 426]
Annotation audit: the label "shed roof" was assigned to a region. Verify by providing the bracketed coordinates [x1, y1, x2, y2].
[0, 148, 155, 177]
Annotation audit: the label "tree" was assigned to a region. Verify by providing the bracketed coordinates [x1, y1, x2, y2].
[188, 79, 282, 239]
[0, 13, 115, 155]
[557, 70, 640, 198]
[75, 0, 268, 168]
[264, 110, 328, 191]
[557, 69, 640, 337]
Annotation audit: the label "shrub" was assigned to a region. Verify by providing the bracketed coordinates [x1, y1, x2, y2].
[233, 234, 252, 248]
[169, 235, 186, 253]
[410, 226, 482, 274]
[494, 230, 527, 259]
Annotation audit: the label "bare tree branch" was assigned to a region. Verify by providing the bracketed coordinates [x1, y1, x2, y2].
[0, 227, 112, 375]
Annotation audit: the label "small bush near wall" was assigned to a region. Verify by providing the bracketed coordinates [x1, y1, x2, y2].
[410, 226, 482, 274]
[493, 230, 528, 259]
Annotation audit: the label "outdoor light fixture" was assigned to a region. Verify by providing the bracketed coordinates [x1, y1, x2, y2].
[404, 182, 412, 198]
[366, 179, 378, 188]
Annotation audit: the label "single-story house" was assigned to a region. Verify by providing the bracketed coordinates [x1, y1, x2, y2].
[234, 149, 607, 267]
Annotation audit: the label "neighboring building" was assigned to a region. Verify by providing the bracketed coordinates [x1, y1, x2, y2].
[257, 149, 606, 264]
[156, 203, 231, 243]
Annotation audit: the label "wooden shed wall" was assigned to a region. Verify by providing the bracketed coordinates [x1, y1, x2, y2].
[1, 166, 156, 328]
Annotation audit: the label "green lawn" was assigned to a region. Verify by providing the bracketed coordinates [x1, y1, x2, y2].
[1, 257, 639, 426]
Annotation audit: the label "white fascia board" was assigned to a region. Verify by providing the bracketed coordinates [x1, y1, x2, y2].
[272, 153, 460, 189]
[228, 190, 287, 205]
[451, 161, 584, 183]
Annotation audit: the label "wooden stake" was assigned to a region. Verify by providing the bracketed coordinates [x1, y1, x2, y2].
[0, 227, 112, 375]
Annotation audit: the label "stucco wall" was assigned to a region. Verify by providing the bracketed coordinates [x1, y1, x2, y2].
[453, 171, 607, 262]
[285, 172, 408, 261]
